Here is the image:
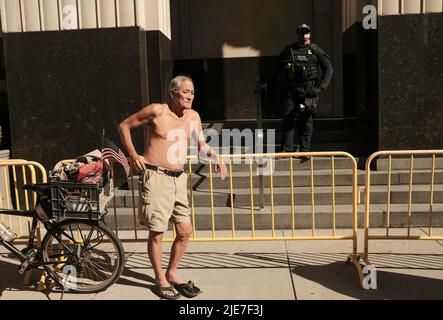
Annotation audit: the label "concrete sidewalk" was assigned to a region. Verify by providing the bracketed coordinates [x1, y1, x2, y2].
[1, 229, 443, 300]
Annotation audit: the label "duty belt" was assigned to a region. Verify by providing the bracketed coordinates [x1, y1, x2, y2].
[145, 164, 184, 178]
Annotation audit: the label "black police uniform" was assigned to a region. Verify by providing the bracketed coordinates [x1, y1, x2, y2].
[277, 36, 333, 153]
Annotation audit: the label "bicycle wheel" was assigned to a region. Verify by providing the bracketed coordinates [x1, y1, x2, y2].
[41, 219, 125, 293]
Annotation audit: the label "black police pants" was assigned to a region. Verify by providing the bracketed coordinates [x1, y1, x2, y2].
[281, 94, 314, 153]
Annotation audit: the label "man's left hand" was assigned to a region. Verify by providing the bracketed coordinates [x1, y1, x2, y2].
[310, 86, 322, 96]
[214, 161, 227, 180]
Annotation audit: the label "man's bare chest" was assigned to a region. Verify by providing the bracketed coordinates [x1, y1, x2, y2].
[150, 114, 194, 140]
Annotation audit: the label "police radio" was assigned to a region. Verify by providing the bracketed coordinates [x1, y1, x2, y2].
[283, 48, 308, 81]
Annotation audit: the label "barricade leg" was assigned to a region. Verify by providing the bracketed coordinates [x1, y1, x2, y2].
[347, 253, 364, 289]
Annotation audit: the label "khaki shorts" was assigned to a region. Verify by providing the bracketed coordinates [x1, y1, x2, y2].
[138, 167, 191, 232]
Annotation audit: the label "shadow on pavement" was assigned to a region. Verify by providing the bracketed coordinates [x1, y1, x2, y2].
[233, 252, 443, 299]
[124, 251, 290, 270]
[0, 256, 40, 297]
[117, 266, 156, 291]
[292, 261, 443, 300]
[114, 253, 158, 294]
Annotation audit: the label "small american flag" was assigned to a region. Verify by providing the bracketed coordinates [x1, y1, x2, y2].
[102, 136, 131, 177]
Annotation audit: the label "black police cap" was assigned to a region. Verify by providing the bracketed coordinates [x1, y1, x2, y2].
[297, 24, 311, 36]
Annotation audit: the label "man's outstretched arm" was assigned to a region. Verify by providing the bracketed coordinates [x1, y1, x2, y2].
[193, 112, 227, 180]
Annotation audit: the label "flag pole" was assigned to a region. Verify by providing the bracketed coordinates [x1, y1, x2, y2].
[101, 129, 105, 152]
[101, 129, 109, 183]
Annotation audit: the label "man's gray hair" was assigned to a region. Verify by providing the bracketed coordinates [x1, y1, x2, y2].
[169, 75, 193, 93]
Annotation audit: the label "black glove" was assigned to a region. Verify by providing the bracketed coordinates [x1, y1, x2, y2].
[303, 96, 319, 116]
[306, 105, 317, 116]
[308, 86, 322, 97]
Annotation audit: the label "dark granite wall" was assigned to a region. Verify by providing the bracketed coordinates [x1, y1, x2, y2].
[146, 31, 172, 104]
[343, 23, 378, 156]
[3, 27, 148, 171]
[173, 57, 269, 121]
[0, 38, 11, 150]
[378, 13, 443, 150]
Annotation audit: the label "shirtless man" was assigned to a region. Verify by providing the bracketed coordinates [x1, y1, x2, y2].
[118, 76, 227, 299]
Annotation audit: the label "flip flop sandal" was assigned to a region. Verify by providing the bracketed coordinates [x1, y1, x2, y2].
[153, 285, 181, 300]
[173, 281, 201, 298]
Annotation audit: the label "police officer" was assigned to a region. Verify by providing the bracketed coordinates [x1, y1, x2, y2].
[276, 24, 333, 155]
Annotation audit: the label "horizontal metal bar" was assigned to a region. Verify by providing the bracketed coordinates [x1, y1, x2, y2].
[367, 236, 443, 241]
[115, 236, 356, 243]
[188, 151, 356, 161]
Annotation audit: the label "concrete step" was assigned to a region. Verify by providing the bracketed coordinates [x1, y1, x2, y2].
[187, 143, 355, 156]
[186, 158, 359, 172]
[265, 143, 354, 153]
[200, 129, 351, 144]
[103, 204, 443, 230]
[209, 118, 353, 132]
[376, 157, 443, 170]
[125, 169, 443, 190]
[111, 184, 443, 208]
[127, 170, 362, 190]
[277, 130, 351, 143]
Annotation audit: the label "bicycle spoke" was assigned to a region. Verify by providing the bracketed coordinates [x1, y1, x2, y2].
[82, 261, 109, 281]
[77, 225, 86, 244]
[85, 256, 114, 268]
[83, 233, 106, 252]
[80, 259, 107, 283]
[88, 231, 105, 244]
[84, 256, 112, 273]
[84, 225, 96, 245]
[68, 223, 74, 241]
[54, 232, 77, 254]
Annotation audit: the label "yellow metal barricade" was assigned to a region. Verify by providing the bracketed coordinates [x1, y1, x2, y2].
[112, 152, 363, 286]
[0, 160, 47, 243]
[363, 150, 443, 265]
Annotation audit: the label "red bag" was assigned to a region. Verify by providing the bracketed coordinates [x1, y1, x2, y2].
[77, 160, 103, 184]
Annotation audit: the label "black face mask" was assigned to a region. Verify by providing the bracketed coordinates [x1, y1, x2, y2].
[296, 25, 310, 46]
[296, 35, 306, 46]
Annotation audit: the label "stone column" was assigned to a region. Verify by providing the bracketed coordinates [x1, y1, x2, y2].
[79, 0, 98, 29]
[379, 0, 400, 15]
[41, 0, 59, 31]
[99, 0, 117, 28]
[424, 0, 443, 13]
[144, 0, 172, 103]
[2, 0, 22, 32]
[402, 0, 421, 14]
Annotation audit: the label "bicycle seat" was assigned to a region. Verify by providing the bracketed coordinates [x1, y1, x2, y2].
[23, 184, 51, 195]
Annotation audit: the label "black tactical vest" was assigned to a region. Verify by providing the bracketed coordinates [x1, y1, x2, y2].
[285, 44, 319, 88]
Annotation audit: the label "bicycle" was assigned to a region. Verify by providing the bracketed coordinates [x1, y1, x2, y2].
[0, 181, 125, 293]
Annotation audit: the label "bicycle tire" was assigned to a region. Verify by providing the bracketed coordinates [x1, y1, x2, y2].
[41, 219, 125, 293]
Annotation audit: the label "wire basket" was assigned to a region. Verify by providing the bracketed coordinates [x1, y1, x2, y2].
[49, 182, 100, 220]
